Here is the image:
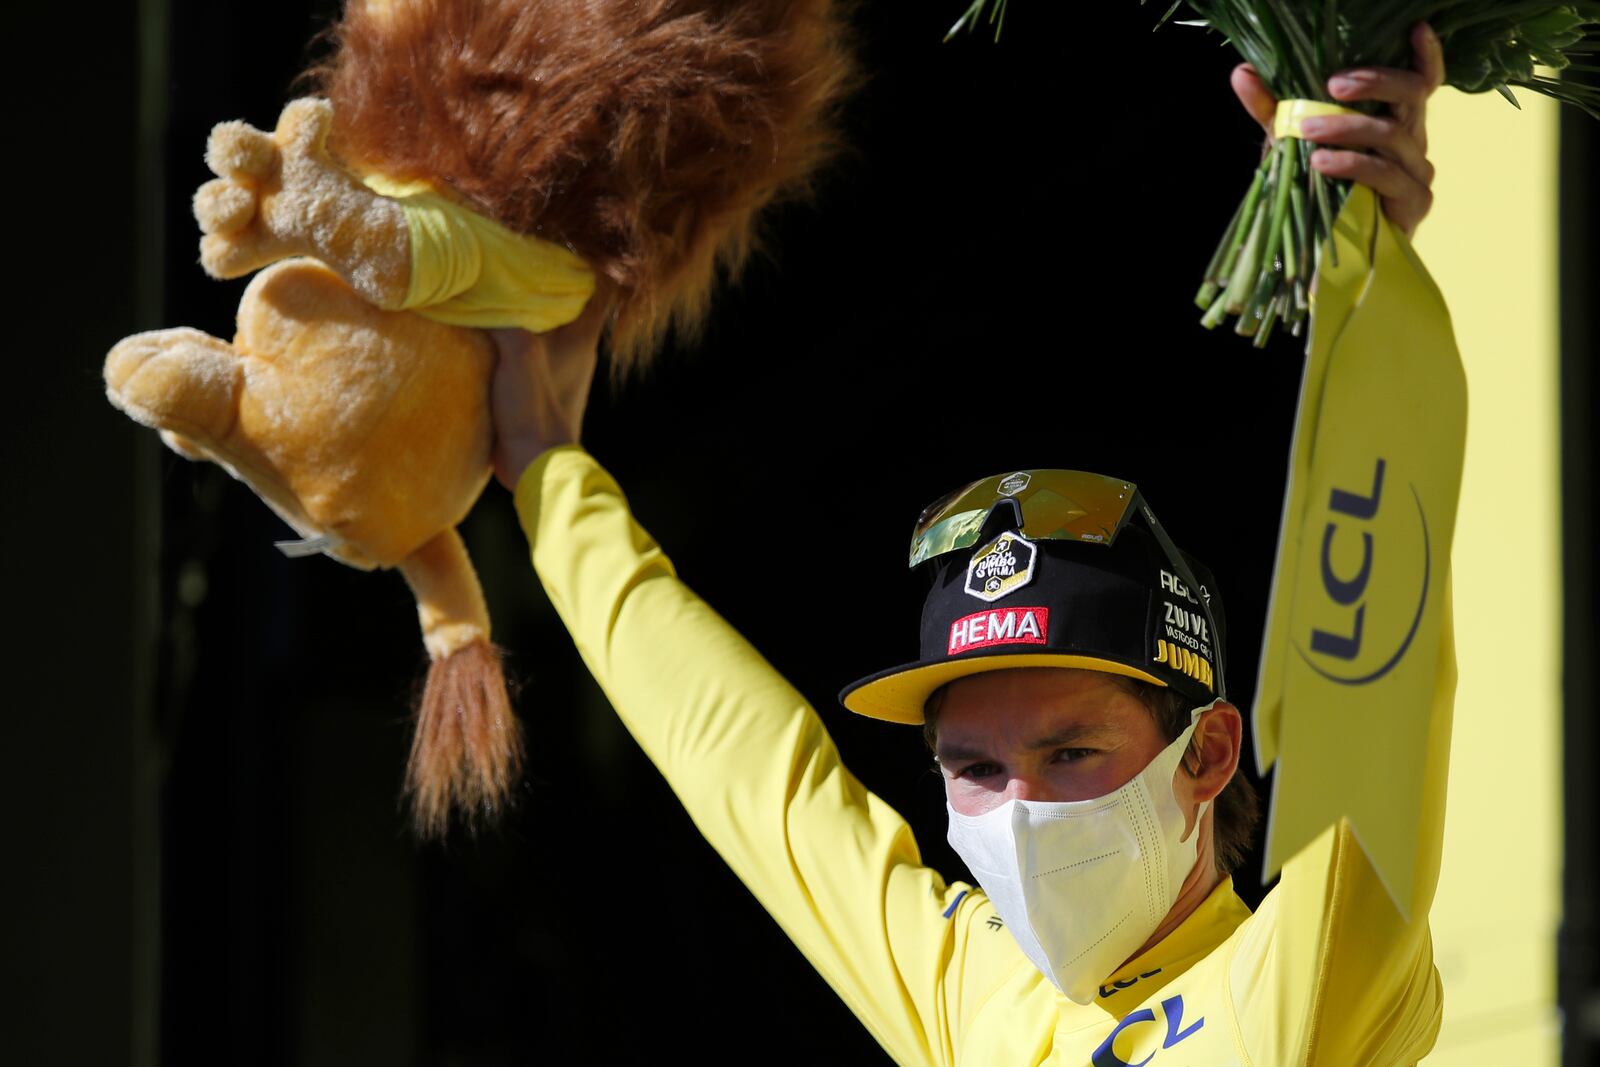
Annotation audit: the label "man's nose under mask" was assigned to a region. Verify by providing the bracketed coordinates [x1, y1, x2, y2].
[945, 701, 1215, 1004]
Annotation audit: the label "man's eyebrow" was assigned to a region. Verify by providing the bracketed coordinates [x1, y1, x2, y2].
[934, 741, 991, 764]
[935, 723, 1117, 763]
[1025, 724, 1117, 751]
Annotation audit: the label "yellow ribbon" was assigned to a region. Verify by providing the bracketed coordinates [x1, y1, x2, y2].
[1273, 99, 1363, 140]
[1253, 185, 1467, 917]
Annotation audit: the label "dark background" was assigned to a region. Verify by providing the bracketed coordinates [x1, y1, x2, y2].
[7, 1, 1596, 1064]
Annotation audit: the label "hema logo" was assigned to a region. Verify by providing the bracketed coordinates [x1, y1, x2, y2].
[1294, 457, 1432, 685]
[947, 607, 1049, 656]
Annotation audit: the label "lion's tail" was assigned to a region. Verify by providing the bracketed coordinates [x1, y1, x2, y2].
[397, 527, 523, 837]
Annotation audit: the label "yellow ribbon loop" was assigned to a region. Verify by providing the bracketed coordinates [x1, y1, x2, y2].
[1273, 99, 1363, 140]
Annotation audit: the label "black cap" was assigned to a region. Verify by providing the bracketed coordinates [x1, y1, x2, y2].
[839, 506, 1225, 724]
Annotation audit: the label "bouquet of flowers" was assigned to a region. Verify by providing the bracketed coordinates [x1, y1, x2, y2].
[950, 1, 1600, 345]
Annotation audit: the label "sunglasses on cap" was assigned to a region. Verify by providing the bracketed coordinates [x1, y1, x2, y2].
[908, 469, 1228, 700]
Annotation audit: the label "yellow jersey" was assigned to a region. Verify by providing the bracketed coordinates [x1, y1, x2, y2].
[514, 446, 1452, 1066]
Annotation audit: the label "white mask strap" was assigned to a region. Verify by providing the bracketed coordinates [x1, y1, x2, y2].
[1175, 697, 1222, 843]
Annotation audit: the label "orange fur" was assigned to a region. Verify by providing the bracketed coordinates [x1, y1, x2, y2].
[406, 639, 524, 837]
[307, 0, 856, 373]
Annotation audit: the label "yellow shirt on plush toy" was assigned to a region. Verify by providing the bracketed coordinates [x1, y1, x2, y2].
[362, 173, 596, 333]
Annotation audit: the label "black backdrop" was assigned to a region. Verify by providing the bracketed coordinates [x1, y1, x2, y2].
[8, 1, 1595, 1064]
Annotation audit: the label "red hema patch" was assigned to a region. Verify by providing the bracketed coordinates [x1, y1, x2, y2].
[948, 607, 1050, 655]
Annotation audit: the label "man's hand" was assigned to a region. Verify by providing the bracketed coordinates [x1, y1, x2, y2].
[1230, 22, 1447, 238]
[488, 297, 607, 493]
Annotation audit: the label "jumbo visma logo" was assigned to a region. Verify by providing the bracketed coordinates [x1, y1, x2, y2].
[1294, 457, 1432, 685]
[964, 532, 1037, 603]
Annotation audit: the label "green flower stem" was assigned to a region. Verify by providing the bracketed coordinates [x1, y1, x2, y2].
[1225, 202, 1269, 317]
[1197, 188, 1252, 309]
[1236, 255, 1280, 336]
[1215, 154, 1273, 287]
[1222, 149, 1279, 315]
[1259, 139, 1297, 280]
[1254, 289, 1284, 348]
[1313, 169, 1337, 269]
[1290, 189, 1309, 280]
[1282, 212, 1299, 282]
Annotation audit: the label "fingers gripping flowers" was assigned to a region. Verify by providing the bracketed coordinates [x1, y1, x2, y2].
[1174, 1, 1600, 343]
[1196, 25, 1446, 345]
[950, 1, 1600, 346]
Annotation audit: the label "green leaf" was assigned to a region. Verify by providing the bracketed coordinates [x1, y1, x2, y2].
[944, 0, 1008, 43]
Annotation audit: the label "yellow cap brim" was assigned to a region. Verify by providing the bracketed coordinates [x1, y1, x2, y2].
[839, 652, 1167, 725]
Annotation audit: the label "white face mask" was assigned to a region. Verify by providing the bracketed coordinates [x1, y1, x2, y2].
[945, 702, 1214, 1004]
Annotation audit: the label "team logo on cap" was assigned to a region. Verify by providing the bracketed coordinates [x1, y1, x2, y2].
[965, 532, 1036, 602]
[1153, 573, 1217, 692]
[1154, 639, 1215, 692]
[998, 471, 1031, 496]
[949, 607, 1050, 655]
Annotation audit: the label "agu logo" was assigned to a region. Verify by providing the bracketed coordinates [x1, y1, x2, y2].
[1295, 458, 1432, 685]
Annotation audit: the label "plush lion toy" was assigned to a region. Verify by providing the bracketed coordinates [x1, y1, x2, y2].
[103, 0, 854, 835]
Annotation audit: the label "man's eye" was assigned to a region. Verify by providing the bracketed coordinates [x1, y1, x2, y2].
[956, 762, 1000, 780]
[1055, 748, 1097, 763]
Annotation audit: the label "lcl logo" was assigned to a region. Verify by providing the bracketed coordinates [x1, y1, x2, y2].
[1296, 457, 1432, 686]
[1092, 995, 1204, 1067]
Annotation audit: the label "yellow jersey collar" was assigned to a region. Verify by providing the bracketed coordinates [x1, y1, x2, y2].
[1091, 875, 1252, 1003]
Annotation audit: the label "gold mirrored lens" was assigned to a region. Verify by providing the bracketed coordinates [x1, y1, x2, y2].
[908, 470, 1137, 567]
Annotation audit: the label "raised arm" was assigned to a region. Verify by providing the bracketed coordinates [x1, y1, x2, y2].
[492, 332, 1016, 1066]
[1220, 25, 1455, 1062]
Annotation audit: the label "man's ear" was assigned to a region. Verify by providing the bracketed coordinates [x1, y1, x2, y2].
[1187, 700, 1243, 804]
